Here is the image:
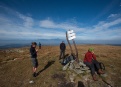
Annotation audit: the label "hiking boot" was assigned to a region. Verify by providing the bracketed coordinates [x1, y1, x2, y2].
[33, 72, 37, 77]
[92, 74, 98, 81]
[98, 69, 104, 74]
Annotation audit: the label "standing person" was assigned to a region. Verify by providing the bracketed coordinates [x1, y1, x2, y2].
[30, 42, 38, 77]
[59, 41, 66, 60]
[83, 48, 104, 81]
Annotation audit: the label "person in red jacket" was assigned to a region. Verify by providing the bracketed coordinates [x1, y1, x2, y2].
[84, 48, 104, 81]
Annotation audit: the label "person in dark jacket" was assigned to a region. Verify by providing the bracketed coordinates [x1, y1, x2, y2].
[84, 48, 104, 81]
[30, 42, 38, 77]
[59, 41, 66, 60]
[39, 42, 41, 49]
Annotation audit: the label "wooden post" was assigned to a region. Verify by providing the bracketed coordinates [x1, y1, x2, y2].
[66, 30, 79, 63]
[72, 39, 79, 63]
[66, 31, 73, 54]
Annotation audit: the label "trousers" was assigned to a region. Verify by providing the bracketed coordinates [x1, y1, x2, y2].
[59, 50, 65, 59]
[84, 60, 100, 75]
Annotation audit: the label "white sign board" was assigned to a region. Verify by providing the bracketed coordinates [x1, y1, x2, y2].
[68, 36, 76, 40]
[68, 33, 75, 37]
[67, 30, 76, 40]
[67, 30, 74, 34]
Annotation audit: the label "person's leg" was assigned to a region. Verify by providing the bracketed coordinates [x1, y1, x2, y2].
[61, 50, 65, 59]
[63, 50, 65, 58]
[33, 67, 37, 72]
[84, 62, 97, 81]
[32, 58, 38, 77]
[59, 50, 63, 59]
[33, 67, 37, 77]
[93, 60, 100, 69]
[62, 51, 63, 58]
[93, 60, 104, 74]
[35, 58, 38, 72]
[84, 62, 95, 75]
[90, 63, 98, 81]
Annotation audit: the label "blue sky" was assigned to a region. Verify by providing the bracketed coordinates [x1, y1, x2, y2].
[0, 0, 121, 41]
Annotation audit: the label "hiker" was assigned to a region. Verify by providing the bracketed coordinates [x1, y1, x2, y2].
[59, 41, 66, 60]
[39, 42, 41, 49]
[30, 42, 39, 77]
[83, 48, 104, 81]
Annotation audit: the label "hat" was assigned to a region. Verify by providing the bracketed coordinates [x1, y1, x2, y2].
[32, 42, 37, 45]
[88, 48, 94, 52]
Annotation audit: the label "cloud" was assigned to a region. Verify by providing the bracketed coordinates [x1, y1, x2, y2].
[0, 5, 121, 41]
[39, 17, 121, 39]
[79, 17, 121, 40]
[39, 20, 56, 28]
[0, 28, 65, 40]
[0, 7, 65, 40]
[39, 19, 85, 33]
[18, 13, 34, 28]
[1, 11, 121, 40]
[93, 18, 121, 31]
[108, 14, 118, 18]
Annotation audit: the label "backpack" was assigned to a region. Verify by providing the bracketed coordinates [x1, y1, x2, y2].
[62, 55, 74, 65]
[99, 62, 105, 70]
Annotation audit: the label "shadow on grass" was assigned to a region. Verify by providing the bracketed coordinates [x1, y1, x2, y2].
[37, 60, 55, 76]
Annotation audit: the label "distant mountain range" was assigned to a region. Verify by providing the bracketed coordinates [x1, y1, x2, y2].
[0, 39, 64, 49]
[0, 39, 121, 49]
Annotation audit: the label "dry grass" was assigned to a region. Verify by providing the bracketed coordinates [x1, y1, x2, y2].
[0, 45, 121, 87]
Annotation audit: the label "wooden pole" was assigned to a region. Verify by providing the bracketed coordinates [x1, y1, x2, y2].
[66, 31, 73, 54]
[72, 39, 79, 63]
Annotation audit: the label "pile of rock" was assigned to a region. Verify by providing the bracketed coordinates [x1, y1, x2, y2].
[62, 59, 90, 74]
[61, 59, 112, 87]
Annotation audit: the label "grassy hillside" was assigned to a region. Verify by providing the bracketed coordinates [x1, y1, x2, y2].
[0, 45, 121, 87]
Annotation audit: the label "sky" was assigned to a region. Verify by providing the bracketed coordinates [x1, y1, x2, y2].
[0, 0, 121, 42]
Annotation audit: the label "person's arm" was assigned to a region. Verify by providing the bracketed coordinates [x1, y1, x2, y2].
[92, 53, 96, 60]
[36, 49, 38, 53]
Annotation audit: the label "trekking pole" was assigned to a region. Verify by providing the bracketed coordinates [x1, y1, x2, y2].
[102, 79, 113, 87]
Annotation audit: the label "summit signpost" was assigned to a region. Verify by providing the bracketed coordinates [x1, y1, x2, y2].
[67, 30, 76, 40]
[66, 30, 79, 62]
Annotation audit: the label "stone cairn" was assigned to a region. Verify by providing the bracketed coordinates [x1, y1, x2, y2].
[62, 57, 90, 74]
[64, 30, 90, 74]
